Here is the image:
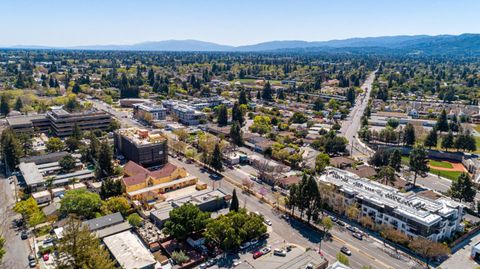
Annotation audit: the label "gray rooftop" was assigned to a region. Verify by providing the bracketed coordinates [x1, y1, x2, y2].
[83, 212, 124, 231]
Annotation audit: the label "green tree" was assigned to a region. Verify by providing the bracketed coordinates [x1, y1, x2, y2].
[378, 166, 396, 186]
[230, 121, 243, 146]
[72, 82, 81, 94]
[60, 189, 102, 219]
[315, 153, 330, 174]
[231, 102, 244, 126]
[171, 250, 190, 265]
[59, 155, 76, 173]
[1, 128, 23, 171]
[448, 173, 476, 203]
[441, 131, 454, 150]
[320, 216, 333, 233]
[403, 123, 416, 146]
[262, 81, 273, 101]
[127, 213, 143, 227]
[230, 189, 239, 212]
[250, 115, 272, 134]
[100, 178, 123, 199]
[336, 252, 350, 266]
[96, 140, 114, 179]
[388, 149, 402, 171]
[163, 203, 211, 240]
[0, 236, 5, 264]
[217, 104, 228, 126]
[238, 89, 248, 105]
[56, 217, 116, 269]
[210, 143, 223, 172]
[424, 128, 438, 149]
[14, 97, 23, 111]
[313, 98, 324, 111]
[289, 112, 308, 124]
[72, 123, 82, 140]
[102, 196, 130, 215]
[346, 87, 356, 105]
[46, 137, 65, 152]
[0, 96, 10, 115]
[436, 109, 449, 132]
[409, 145, 429, 186]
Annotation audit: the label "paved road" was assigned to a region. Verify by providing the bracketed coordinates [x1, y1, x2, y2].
[169, 158, 420, 269]
[340, 71, 377, 160]
[86, 98, 143, 128]
[0, 174, 31, 269]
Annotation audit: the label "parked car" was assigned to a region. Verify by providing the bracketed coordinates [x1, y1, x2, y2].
[260, 247, 271, 255]
[240, 242, 251, 250]
[43, 238, 54, 244]
[341, 246, 351, 256]
[20, 230, 28, 240]
[331, 216, 338, 222]
[28, 254, 35, 262]
[259, 233, 270, 241]
[346, 225, 357, 233]
[198, 263, 207, 269]
[43, 253, 49, 261]
[273, 248, 287, 257]
[29, 260, 37, 268]
[264, 219, 272, 226]
[249, 239, 259, 246]
[336, 220, 346, 227]
[281, 214, 289, 220]
[205, 259, 217, 267]
[253, 251, 263, 259]
[352, 232, 363, 240]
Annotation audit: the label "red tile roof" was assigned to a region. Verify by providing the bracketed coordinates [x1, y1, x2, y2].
[122, 173, 149, 187]
[124, 161, 149, 177]
[149, 163, 178, 179]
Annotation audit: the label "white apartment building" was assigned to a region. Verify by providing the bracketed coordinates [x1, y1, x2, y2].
[319, 167, 463, 242]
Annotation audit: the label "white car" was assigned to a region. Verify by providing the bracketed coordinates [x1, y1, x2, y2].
[273, 248, 287, 257]
[264, 219, 272, 226]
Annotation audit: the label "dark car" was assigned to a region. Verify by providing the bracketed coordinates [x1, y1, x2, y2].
[259, 233, 270, 241]
[29, 260, 37, 268]
[346, 225, 356, 233]
[21, 230, 28, 240]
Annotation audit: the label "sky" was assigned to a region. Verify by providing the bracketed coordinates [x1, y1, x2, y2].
[0, 0, 478, 47]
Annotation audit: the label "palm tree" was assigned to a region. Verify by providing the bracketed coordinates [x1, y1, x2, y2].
[68, 177, 79, 189]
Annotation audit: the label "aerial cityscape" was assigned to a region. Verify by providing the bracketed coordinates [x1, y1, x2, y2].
[1, 1, 480, 269]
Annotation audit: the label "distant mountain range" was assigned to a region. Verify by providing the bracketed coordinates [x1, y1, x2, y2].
[7, 34, 480, 55]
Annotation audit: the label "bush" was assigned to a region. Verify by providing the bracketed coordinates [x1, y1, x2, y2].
[171, 250, 189, 265]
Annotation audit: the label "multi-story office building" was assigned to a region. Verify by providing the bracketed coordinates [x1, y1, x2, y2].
[161, 100, 206, 125]
[6, 108, 111, 137]
[319, 167, 463, 242]
[132, 102, 166, 121]
[114, 128, 168, 167]
[46, 108, 111, 137]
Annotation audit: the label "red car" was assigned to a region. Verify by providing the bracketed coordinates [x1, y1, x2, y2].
[43, 253, 49, 261]
[253, 251, 263, 259]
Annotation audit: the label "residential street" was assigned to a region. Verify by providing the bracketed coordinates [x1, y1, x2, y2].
[0, 173, 31, 269]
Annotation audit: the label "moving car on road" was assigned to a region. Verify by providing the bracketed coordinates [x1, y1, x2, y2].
[341, 246, 352, 256]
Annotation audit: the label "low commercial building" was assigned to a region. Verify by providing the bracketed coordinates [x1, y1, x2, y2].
[103, 231, 157, 269]
[6, 114, 50, 135]
[150, 188, 230, 228]
[83, 212, 132, 239]
[32, 190, 52, 204]
[114, 128, 168, 167]
[162, 100, 206, 125]
[276, 250, 328, 269]
[133, 102, 167, 121]
[319, 167, 463, 242]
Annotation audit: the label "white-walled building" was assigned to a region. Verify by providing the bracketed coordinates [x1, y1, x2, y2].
[319, 167, 463, 242]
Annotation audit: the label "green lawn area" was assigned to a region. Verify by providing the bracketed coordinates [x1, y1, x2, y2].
[401, 156, 410, 165]
[474, 124, 480, 133]
[428, 160, 454, 169]
[475, 136, 480, 154]
[236, 78, 283, 86]
[429, 169, 463, 181]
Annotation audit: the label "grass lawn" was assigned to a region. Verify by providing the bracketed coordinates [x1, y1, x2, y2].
[401, 156, 410, 165]
[474, 124, 480, 133]
[475, 136, 480, 154]
[429, 169, 463, 181]
[428, 160, 454, 169]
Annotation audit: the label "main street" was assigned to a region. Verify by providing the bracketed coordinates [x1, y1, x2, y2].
[340, 71, 377, 160]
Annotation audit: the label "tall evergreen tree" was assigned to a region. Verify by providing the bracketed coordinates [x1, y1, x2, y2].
[346, 87, 356, 105]
[409, 145, 429, 186]
[403, 123, 416, 146]
[441, 131, 454, 150]
[261, 81, 273, 101]
[229, 189, 239, 212]
[389, 149, 402, 171]
[313, 97, 324, 111]
[424, 128, 438, 149]
[0, 96, 10, 115]
[0, 129, 22, 172]
[238, 89, 248, 105]
[231, 102, 244, 126]
[448, 173, 476, 202]
[96, 140, 114, 179]
[436, 109, 449, 132]
[210, 143, 223, 172]
[217, 104, 228, 126]
[230, 121, 243, 146]
[14, 97, 23, 111]
[72, 82, 81, 94]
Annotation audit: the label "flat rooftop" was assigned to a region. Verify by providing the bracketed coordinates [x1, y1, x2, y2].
[103, 231, 156, 269]
[320, 167, 461, 226]
[117, 128, 166, 146]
